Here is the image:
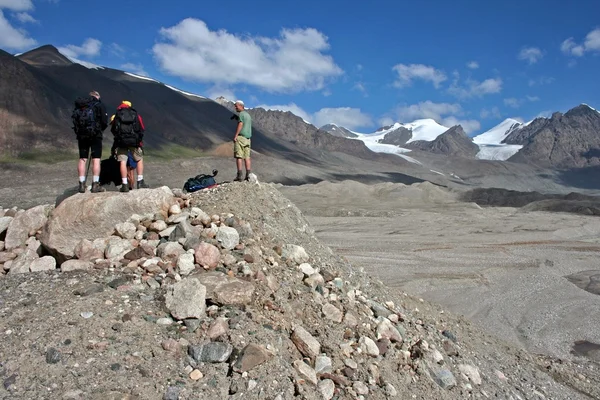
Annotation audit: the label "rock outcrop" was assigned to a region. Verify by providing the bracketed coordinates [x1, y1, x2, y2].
[406, 125, 479, 158]
[377, 126, 413, 146]
[320, 124, 358, 138]
[40, 186, 177, 262]
[505, 104, 600, 168]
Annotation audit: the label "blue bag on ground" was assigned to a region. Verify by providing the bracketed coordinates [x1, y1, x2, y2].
[183, 170, 218, 193]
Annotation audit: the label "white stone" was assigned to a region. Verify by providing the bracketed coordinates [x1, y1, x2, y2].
[177, 253, 196, 276]
[29, 256, 57, 272]
[359, 336, 379, 357]
[458, 364, 482, 385]
[318, 379, 335, 400]
[298, 263, 315, 276]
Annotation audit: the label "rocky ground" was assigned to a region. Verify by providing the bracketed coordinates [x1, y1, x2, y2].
[1, 182, 600, 399]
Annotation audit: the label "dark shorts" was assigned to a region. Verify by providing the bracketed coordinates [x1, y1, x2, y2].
[78, 136, 103, 159]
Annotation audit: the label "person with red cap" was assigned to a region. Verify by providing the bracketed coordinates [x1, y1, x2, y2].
[111, 100, 149, 192]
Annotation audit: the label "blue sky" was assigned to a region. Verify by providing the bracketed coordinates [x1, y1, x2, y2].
[1, 0, 600, 135]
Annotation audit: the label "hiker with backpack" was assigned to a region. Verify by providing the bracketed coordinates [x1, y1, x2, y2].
[71, 90, 108, 193]
[232, 100, 252, 181]
[110, 100, 149, 192]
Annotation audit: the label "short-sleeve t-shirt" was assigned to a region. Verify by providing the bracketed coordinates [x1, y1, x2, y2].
[239, 110, 252, 139]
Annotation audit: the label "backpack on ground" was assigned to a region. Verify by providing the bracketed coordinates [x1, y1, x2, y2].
[183, 170, 218, 193]
[114, 107, 142, 147]
[99, 155, 122, 187]
[72, 97, 98, 138]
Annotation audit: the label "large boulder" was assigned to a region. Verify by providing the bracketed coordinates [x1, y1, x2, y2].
[4, 205, 52, 251]
[40, 187, 177, 263]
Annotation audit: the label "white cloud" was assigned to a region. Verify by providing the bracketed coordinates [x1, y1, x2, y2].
[466, 61, 479, 69]
[518, 47, 544, 64]
[392, 63, 447, 88]
[561, 38, 585, 57]
[584, 27, 600, 51]
[207, 87, 237, 101]
[528, 76, 554, 86]
[392, 101, 480, 134]
[353, 82, 367, 96]
[561, 28, 600, 57]
[0, 10, 36, 50]
[0, 0, 33, 11]
[394, 101, 462, 121]
[152, 19, 342, 93]
[13, 11, 36, 23]
[480, 107, 501, 119]
[504, 96, 539, 108]
[313, 107, 373, 130]
[504, 98, 522, 108]
[378, 117, 395, 127]
[110, 43, 125, 57]
[442, 116, 481, 134]
[121, 63, 148, 77]
[58, 38, 102, 58]
[255, 103, 373, 130]
[448, 76, 503, 99]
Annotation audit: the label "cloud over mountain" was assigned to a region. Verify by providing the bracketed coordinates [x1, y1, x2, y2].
[152, 19, 343, 94]
[0, 0, 36, 50]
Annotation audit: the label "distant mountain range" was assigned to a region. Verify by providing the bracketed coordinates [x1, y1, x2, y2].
[321, 105, 600, 168]
[1, 44, 599, 175]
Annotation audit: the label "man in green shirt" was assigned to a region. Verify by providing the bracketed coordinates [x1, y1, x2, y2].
[233, 100, 252, 181]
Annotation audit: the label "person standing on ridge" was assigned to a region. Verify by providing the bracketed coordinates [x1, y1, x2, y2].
[232, 100, 252, 181]
[111, 100, 149, 192]
[71, 90, 108, 193]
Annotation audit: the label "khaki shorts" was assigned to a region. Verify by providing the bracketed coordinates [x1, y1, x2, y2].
[116, 147, 143, 163]
[234, 136, 251, 159]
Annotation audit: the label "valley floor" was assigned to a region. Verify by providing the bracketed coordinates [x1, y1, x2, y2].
[280, 183, 600, 363]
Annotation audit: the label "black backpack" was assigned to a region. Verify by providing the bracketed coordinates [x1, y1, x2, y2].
[114, 107, 142, 147]
[72, 97, 98, 138]
[184, 170, 218, 193]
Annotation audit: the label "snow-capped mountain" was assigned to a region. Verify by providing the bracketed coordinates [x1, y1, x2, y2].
[340, 119, 450, 164]
[472, 118, 525, 161]
[473, 118, 523, 145]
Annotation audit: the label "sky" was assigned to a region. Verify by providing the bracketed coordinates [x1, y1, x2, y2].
[1, 0, 600, 136]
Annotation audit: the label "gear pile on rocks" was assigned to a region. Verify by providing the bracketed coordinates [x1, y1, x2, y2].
[0, 183, 598, 399]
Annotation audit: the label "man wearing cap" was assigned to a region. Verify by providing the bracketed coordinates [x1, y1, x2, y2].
[111, 100, 149, 192]
[74, 90, 108, 193]
[233, 100, 252, 181]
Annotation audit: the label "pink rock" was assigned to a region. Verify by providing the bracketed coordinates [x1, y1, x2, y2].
[194, 242, 220, 269]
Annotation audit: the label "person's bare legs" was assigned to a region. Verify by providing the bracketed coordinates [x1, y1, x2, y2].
[244, 158, 252, 180]
[92, 158, 100, 177]
[77, 158, 87, 192]
[235, 158, 243, 181]
[137, 159, 144, 176]
[78, 158, 87, 177]
[119, 161, 127, 179]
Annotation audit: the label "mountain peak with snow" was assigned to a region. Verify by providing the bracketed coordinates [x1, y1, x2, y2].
[472, 118, 523, 145]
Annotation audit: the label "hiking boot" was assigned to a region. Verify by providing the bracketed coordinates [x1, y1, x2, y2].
[91, 182, 105, 193]
[234, 171, 243, 182]
[244, 170, 251, 181]
[137, 179, 149, 189]
[120, 184, 129, 193]
[78, 182, 86, 193]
